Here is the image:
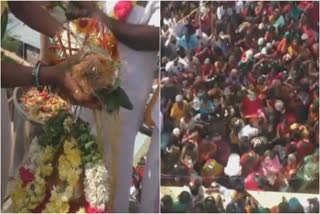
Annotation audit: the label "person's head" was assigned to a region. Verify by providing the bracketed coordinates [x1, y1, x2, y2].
[189, 178, 201, 195]
[138, 156, 146, 166]
[204, 58, 211, 67]
[307, 198, 319, 213]
[230, 69, 238, 80]
[184, 24, 193, 41]
[278, 197, 289, 213]
[172, 128, 181, 138]
[288, 197, 304, 213]
[176, 94, 183, 106]
[247, 90, 257, 101]
[161, 195, 173, 213]
[178, 191, 191, 204]
[203, 197, 218, 213]
[275, 99, 286, 114]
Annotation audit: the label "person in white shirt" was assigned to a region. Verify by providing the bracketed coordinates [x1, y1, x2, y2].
[165, 57, 184, 75]
[195, 29, 209, 48]
[238, 124, 259, 143]
[179, 111, 196, 133]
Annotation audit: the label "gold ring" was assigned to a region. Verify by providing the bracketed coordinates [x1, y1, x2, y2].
[74, 89, 80, 96]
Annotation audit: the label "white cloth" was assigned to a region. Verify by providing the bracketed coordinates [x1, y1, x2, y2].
[224, 153, 242, 176]
[216, 6, 225, 20]
[139, 96, 160, 213]
[196, 32, 209, 48]
[165, 60, 184, 74]
[238, 125, 259, 142]
[235, 1, 244, 14]
[81, 2, 159, 212]
[1, 89, 12, 205]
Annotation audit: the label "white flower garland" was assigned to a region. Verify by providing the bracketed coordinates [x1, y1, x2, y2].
[22, 137, 42, 172]
[84, 163, 110, 211]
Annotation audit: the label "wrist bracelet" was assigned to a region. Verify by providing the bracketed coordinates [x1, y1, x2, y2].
[32, 61, 43, 87]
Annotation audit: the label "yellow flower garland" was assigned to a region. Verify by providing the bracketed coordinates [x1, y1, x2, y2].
[43, 137, 82, 213]
[12, 146, 57, 212]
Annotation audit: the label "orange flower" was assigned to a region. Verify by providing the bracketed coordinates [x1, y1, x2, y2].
[107, 33, 119, 60]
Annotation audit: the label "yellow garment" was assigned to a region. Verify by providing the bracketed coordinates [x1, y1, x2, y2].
[202, 159, 223, 177]
[290, 123, 309, 138]
[170, 101, 188, 122]
[288, 45, 295, 58]
[145, 85, 159, 127]
[269, 14, 276, 23]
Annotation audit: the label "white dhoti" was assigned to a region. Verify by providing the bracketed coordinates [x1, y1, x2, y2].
[139, 97, 161, 213]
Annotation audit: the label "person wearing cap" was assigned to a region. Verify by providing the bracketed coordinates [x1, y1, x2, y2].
[170, 94, 189, 123]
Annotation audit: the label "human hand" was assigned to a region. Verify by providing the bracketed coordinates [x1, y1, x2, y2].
[42, 52, 101, 109]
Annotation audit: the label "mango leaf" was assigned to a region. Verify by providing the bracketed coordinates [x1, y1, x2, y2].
[96, 86, 133, 113]
[116, 87, 133, 110]
[1, 9, 8, 40]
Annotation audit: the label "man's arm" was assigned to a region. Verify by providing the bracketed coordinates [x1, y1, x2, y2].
[67, 2, 159, 51]
[8, 1, 62, 38]
[93, 9, 159, 51]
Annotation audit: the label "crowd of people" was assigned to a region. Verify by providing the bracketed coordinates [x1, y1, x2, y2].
[160, 1, 319, 212]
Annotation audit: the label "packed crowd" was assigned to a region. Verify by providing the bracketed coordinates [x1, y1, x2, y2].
[160, 1, 319, 212]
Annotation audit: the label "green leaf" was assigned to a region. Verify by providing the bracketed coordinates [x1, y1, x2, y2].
[1, 9, 8, 40]
[84, 141, 95, 149]
[116, 87, 133, 110]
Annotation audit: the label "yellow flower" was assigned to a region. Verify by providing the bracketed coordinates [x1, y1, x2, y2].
[40, 164, 53, 176]
[45, 200, 70, 213]
[67, 150, 81, 167]
[77, 207, 86, 213]
[58, 155, 72, 180]
[41, 146, 56, 163]
[64, 141, 73, 154]
[67, 170, 80, 187]
[12, 189, 27, 204]
[59, 202, 70, 213]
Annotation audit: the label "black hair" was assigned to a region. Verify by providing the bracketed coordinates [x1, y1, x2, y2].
[161, 195, 173, 213]
[178, 191, 191, 204]
[203, 197, 218, 213]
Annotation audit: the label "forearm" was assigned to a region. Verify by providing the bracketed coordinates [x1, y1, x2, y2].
[8, 1, 62, 38]
[94, 10, 159, 51]
[1, 61, 55, 88]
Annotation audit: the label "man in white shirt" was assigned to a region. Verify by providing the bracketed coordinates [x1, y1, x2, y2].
[238, 124, 259, 143]
[165, 57, 184, 75]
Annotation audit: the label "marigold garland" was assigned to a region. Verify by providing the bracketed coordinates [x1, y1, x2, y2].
[11, 111, 111, 213]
